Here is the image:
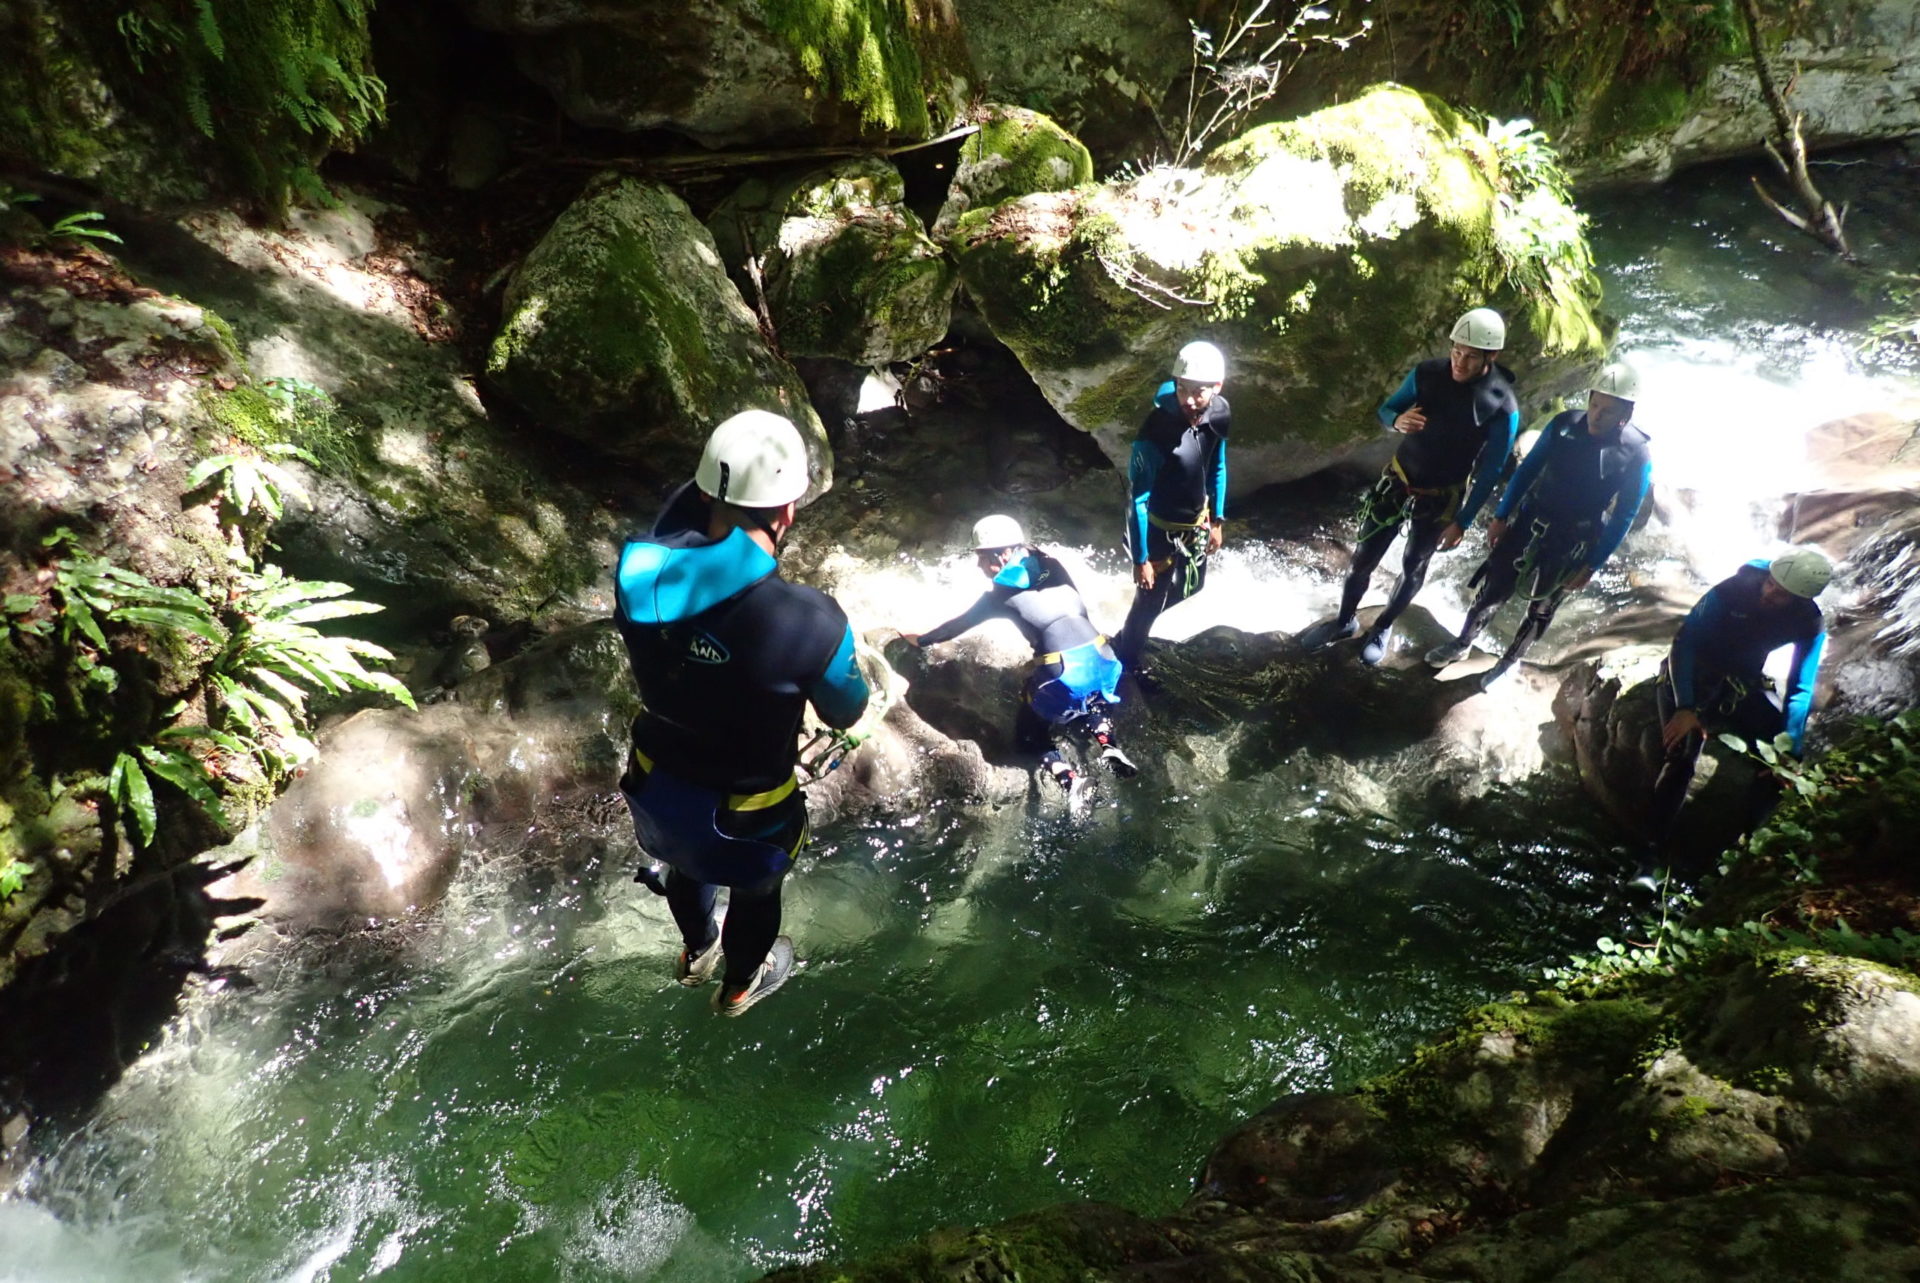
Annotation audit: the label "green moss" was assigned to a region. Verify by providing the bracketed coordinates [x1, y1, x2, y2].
[963, 107, 1094, 195]
[758, 0, 959, 135]
[204, 385, 285, 448]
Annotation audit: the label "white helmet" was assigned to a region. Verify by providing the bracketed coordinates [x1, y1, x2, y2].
[1173, 340, 1226, 385]
[971, 514, 1026, 550]
[1588, 361, 1641, 402]
[1449, 308, 1506, 351]
[1769, 547, 1833, 599]
[695, 410, 810, 507]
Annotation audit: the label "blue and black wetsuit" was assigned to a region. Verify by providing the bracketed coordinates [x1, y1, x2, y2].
[1115, 383, 1230, 665]
[920, 547, 1123, 754]
[1338, 358, 1518, 634]
[1651, 559, 1826, 851]
[1457, 409, 1651, 661]
[613, 482, 869, 984]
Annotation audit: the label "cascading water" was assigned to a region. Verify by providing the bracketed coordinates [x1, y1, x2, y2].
[7, 154, 1920, 1283]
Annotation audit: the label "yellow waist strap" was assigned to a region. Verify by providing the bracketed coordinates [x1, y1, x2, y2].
[631, 746, 797, 812]
[1387, 456, 1460, 498]
[1038, 634, 1108, 667]
[1147, 505, 1211, 531]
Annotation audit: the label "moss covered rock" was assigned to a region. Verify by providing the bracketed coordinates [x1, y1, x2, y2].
[461, 0, 971, 147]
[708, 157, 957, 366]
[932, 105, 1095, 239]
[487, 173, 830, 491]
[952, 84, 1606, 492]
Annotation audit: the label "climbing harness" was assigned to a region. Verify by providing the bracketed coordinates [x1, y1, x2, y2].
[1512, 516, 1591, 601]
[1148, 507, 1211, 597]
[1356, 462, 1462, 544]
[798, 641, 905, 781]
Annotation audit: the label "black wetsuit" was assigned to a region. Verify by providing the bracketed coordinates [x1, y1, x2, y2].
[1116, 383, 1229, 666]
[920, 547, 1122, 754]
[613, 482, 869, 985]
[1458, 410, 1651, 663]
[1339, 358, 1517, 634]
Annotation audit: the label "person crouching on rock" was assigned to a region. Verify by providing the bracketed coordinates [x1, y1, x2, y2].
[903, 515, 1137, 799]
[1424, 360, 1652, 690]
[613, 410, 870, 1017]
[1306, 308, 1518, 666]
[1113, 340, 1230, 678]
[1642, 548, 1833, 883]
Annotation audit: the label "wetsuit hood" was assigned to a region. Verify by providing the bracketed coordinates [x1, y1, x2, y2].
[615, 528, 778, 625]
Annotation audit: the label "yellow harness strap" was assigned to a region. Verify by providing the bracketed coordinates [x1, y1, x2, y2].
[1387, 456, 1458, 498]
[1147, 504, 1211, 532]
[630, 746, 797, 813]
[1038, 635, 1108, 667]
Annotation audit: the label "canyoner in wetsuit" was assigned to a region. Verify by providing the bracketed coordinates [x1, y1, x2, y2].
[1310, 308, 1518, 666]
[1114, 340, 1230, 674]
[1644, 548, 1832, 880]
[906, 515, 1137, 798]
[614, 410, 870, 1016]
[1426, 361, 1652, 690]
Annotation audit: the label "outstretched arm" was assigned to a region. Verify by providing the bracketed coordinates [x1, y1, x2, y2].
[1780, 629, 1827, 753]
[914, 590, 1004, 648]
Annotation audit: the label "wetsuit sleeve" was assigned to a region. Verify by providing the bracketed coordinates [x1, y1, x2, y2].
[1208, 429, 1228, 521]
[1126, 439, 1162, 563]
[1588, 456, 1652, 570]
[1781, 628, 1826, 754]
[918, 589, 1008, 646]
[809, 623, 871, 730]
[1377, 370, 1418, 430]
[1668, 585, 1731, 709]
[1457, 409, 1518, 527]
[1494, 428, 1554, 521]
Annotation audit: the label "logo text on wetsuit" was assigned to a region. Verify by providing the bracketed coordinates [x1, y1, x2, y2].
[687, 633, 730, 664]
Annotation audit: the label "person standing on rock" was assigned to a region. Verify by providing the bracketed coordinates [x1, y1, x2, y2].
[612, 410, 870, 1016]
[1643, 548, 1832, 881]
[904, 515, 1137, 802]
[1306, 308, 1518, 666]
[1113, 340, 1230, 677]
[1424, 361, 1652, 690]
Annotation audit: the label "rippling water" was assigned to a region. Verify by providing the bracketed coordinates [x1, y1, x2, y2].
[9, 153, 1920, 1282]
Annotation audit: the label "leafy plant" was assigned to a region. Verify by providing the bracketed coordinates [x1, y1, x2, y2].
[1483, 117, 1605, 355]
[0, 858, 34, 902]
[47, 211, 124, 245]
[187, 441, 316, 523]
[1171, 2, 1374, 165]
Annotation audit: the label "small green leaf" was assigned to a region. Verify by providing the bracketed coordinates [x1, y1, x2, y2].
[116, 754, 158, 845]
[187, 454, 241, 489]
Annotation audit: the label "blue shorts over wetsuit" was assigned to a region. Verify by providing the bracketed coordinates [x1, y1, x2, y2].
[614, 482, 869, 984]
[1116, 384, 1229, 667]
[1339, 358, 1517, 637]
[919, 547, 1122, 755]
[1651, 558, 1825, 860]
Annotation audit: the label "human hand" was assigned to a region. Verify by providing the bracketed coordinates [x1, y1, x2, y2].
[1565, 566, 1594, 591]
[1395, 406, 1427, 433]
[1487, 517, 1509, 544]
[1661, 708, 1704, 752]
[1207, 521, 1224, 554]
[1134, 561, 1156, 590]
[1437, 522, 1464, 551]
[899, 633, 923, 648]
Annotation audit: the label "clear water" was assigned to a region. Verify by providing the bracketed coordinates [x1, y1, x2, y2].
[9, 154, 1920, 1282]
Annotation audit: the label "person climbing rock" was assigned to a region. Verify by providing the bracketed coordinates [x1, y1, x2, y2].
[904, 515, 1136, 802]
[613, 410, 870, 1016]
[1425, 360, 1652, 690]
[1642, 548, 1833, 883]
[1306, 308, 1518, 666]
[1113, 340, 1230, 677]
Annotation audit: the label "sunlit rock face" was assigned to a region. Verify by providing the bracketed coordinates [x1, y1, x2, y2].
[460, 0, 971, 147]
[931, 105, 1094, 240]
[948, 85, 1607, 494]
[486, 173, 829, 494]
[707, 158, 956, 366]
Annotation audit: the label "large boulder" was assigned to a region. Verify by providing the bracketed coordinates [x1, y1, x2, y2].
[932, 105, 1094, 238]
[460, 0, 971, 147]
[487, 174, 829, 491]
[951, 84, 1606, 493]
[708, 158, 956, 366]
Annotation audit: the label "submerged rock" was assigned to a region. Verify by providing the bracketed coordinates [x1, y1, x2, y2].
[708, 157, 956, 366]
[952, 84, 1606, 493]
[487, 173, 828, 491]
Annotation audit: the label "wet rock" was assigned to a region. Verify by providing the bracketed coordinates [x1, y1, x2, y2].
[708, 158, 956, 366]
[1197, 1093, 1398, 1219]
[486, 174, 828, 492]
[460, 0, 970, 147]
[951, 85, 1605, 494]
[932, 105, 1094, 239]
